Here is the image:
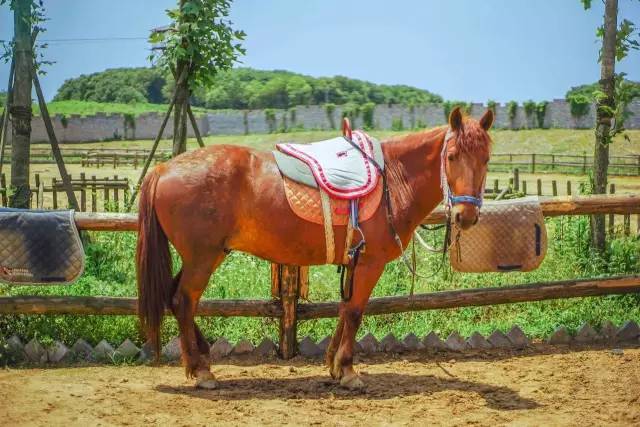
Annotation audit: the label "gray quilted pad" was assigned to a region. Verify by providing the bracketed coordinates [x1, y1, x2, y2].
[0, 209, 84, 285]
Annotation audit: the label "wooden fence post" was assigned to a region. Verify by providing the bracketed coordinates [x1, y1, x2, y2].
[583, 152, 587, 174]
[624, 214, 630, 236]
[91, 176, 97, 213]
[513, 168, 519, 192]
[113, 175, 119, 212]
[104, 177, 110, 211]
[551, 154, 555, 171]
[34, 173, 40, 208]
[552, 180, 558, 196]
[566, 181, 572, 196]
[609, 183, 615, 235]
[637, 155, 640, 176]
[80, 173, 86, 212]
[493, 179, 499, 194]
[537, 178, 542, 196]
[531, 153, 536, 173]
[52, 178, 58, 209]
[0, 173, 6, 206]
[272, 263, 304, 359]
[522, 180, 527, 195]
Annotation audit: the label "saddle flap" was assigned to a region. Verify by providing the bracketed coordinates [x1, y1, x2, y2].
[449, 197, 547, 273]
[275, 131, 383, 200]
[0, 209, 85, 285]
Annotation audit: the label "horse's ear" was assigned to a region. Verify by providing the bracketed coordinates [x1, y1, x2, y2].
[449, 106, 463, 131]
[479, 109, 494, 131]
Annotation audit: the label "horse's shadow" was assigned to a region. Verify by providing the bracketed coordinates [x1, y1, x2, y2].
[155, 372, 539, 411]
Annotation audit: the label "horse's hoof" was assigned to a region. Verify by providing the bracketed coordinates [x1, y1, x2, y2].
[195, 371, 217, 389]
[340, 373, 365, 390]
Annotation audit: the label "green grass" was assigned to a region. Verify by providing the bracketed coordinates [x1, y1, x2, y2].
[1, 216, 638, 347]
[64, 128, 640, 157]
[28, 100, 209, 117]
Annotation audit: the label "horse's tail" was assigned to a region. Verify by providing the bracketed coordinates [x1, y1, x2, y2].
[136, 169, 174, 360]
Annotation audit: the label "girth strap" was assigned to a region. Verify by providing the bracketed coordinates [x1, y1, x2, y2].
[319, 189, 335, 264]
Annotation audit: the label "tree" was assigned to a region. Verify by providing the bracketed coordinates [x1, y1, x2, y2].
[150, 0, 245, 156]
[6, 0, 34, 208]
[581, 0, 639, 251]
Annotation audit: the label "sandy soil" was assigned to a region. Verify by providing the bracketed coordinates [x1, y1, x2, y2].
[1, 345, 639, 427]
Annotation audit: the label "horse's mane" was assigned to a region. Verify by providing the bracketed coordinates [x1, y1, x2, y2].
[455, 117, 492, 157]
[380, 118, 491, 213]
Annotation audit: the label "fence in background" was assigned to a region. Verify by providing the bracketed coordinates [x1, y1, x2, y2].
[0, 173, 130, 212]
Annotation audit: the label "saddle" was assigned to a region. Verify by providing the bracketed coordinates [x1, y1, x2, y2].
[274, 125, 384, 267]
[274, 131, 384, 199]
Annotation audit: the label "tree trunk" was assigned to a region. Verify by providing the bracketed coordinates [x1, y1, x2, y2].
[9, 0, 33, 208]
[171, 0, 189, 157]
[591, 0, 617, 252]
[172, 61, 189, 157]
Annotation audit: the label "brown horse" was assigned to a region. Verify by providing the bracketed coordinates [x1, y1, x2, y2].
[136, 107, 494, 389]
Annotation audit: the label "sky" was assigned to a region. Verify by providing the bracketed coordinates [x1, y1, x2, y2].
[0, 0, 639, 103]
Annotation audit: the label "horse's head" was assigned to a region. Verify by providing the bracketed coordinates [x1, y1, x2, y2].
[442, 106, 493, 230]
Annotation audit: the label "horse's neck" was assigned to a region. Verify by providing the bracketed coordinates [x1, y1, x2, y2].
[382, 127, 446, 236]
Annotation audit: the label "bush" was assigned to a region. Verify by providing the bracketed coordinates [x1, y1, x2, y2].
[325, 103, 336, 129]
[536, 101, 548, 128]
[568, 94, 591, 117]
[391, 117, 404, 131]
[486, 100, 497, 113]
[264, 108, 277, 133]
[523, 100, 536, 118]
[506, 101, 518, 121]
[361, 102, 376, 129]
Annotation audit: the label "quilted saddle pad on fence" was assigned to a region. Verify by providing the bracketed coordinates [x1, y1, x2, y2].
[449, 197, 547, 273]
[0, 209, 84, 285]
[282, 176, 383, 226]
[275, 130, 383, 200]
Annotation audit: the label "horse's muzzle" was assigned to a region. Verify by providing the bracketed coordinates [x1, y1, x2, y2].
[452, 204, 479, 230]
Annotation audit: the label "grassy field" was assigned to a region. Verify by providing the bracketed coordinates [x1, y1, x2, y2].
[55, 128, 640, 156]
[1, 128, 639, 349]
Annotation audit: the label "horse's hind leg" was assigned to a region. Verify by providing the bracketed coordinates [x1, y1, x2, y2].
[171, 252, 225, 389]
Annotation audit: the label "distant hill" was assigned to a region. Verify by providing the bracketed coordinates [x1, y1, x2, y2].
[53, 67, 443, 110]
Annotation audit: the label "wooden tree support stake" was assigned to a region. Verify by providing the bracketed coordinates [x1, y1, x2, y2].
[33, 69, 79, 211]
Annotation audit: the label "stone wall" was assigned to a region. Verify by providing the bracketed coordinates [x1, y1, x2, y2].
[14, 100, 640, 143]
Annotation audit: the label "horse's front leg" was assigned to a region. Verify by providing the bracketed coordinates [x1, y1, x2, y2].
[330, 261, 385, 389]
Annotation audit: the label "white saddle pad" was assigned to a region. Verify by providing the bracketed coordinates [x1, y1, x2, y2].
[276, 130, 381, 199]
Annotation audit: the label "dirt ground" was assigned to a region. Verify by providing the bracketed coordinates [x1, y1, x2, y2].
[0, 345, 639, 427]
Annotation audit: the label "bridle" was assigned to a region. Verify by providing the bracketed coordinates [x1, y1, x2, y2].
[440, 128, 486, 214]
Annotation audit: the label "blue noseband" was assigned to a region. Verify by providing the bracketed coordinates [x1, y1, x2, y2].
[448, 194, 483, 208]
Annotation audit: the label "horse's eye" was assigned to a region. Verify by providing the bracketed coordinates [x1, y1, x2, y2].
[448, 154, 455, 162]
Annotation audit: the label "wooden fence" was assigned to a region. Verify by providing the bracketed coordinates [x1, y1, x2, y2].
[4, 148, 640, 176]
[490, 153, 640, 176]
[0, 172, 130, 212]
[1, 194, 639, 358]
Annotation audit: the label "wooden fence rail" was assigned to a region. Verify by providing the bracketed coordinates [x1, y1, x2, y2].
[71, 194, 640, 231]
[2, 194, 640, 359]
[490, 152, 640, 176]
[2, 275, 638, 319]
